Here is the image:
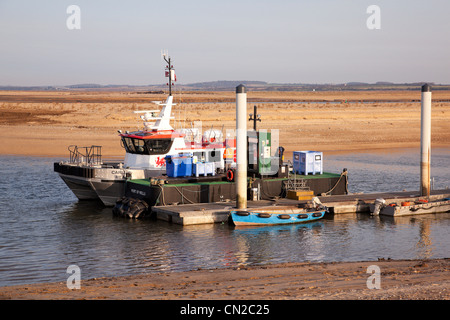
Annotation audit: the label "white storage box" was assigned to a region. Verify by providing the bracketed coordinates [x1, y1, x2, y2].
[293, 151, 323, 175]
[193, 162, 215, 177]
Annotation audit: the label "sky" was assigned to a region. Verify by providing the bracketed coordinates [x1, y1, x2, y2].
[1, 0, 450, 86]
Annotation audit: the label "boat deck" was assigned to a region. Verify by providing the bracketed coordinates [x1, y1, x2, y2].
[124, 172, 348, 211]
[151, 189, 450, 225]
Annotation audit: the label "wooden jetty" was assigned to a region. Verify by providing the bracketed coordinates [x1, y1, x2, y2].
[151, 189, 450, 225]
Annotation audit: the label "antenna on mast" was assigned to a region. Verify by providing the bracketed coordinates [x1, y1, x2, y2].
[162, 50, 175, 96]
[161, 49, 168, 60]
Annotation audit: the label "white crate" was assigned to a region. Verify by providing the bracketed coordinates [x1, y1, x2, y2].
[293, 151, 323, 175]
[193, 162, 216, 177]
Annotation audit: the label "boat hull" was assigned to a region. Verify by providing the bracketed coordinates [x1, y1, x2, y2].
[58, 173, 127, 206]
[231, 209, 326, 226]
[90, 180, 126, 206]
[55, 161, 149, 206]
[58, 173, 99, 200]
[379, 199, 450, 217]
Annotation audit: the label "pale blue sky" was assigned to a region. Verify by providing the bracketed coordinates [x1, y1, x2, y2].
[1, 0, 449, 85]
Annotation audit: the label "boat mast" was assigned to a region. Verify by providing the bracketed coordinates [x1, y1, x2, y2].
[163, 54, 174, 96]
[249, 105, 261, 131]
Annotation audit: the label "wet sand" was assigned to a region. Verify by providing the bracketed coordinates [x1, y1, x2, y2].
[1, 259, 449, 300]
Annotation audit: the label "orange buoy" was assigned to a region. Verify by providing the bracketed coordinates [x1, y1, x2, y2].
[226, 169, 234, 182]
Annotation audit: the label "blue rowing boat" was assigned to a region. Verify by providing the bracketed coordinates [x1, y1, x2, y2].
[230, 205, 327, 226]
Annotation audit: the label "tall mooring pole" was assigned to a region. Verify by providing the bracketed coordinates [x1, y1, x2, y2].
[420, 83, 432, 198]
[236, 84, 247, 209]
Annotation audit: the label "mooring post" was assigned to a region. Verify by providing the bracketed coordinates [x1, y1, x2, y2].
[420, 84, 432, 198]
[236, 84, 247, 209]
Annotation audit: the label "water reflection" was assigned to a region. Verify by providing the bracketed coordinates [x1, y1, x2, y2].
[376, 213, 449, 260]
[231, 222, 326, 264]
[417, 220, 433, 259]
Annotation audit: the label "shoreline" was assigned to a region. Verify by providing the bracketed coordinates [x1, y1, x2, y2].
[1, 144, 449, 159]
[1, 258, 449, 300]
[0, 140, 449, 159]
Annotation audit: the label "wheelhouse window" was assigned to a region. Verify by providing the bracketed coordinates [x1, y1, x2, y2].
[121, 137, 173, 155]
[146, 138, 173, 153]
[122, 137, 136, 153]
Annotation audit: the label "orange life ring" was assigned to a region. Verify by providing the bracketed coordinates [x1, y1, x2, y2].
[226, 169, 234, 182]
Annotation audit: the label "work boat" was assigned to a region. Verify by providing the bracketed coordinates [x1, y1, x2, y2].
[54, 56, 232, 206]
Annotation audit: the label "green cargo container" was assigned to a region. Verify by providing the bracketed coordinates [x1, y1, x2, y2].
[248, 130, 279, 176]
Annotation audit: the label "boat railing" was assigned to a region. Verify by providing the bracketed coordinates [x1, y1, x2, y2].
[283, 167, 310, 192]
[68, 145, 102, 165]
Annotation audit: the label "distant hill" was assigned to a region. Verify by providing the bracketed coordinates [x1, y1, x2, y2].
[1, 81, 450, 92]
[186, 80, 268, 90]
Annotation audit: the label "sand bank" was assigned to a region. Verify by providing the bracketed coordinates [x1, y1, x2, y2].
[1, 90, 449, 157]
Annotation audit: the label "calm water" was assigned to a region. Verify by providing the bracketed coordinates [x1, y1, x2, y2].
[0, 148, 449, 287]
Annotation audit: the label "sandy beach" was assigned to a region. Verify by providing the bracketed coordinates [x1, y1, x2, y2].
[1, 89, 449, 301]
[1, 90, 449, 157]
[1, 259, 449, 300]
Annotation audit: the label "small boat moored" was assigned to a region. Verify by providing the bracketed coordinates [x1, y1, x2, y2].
[371, 197, 450, 217]
[230, 197, 328, 226]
